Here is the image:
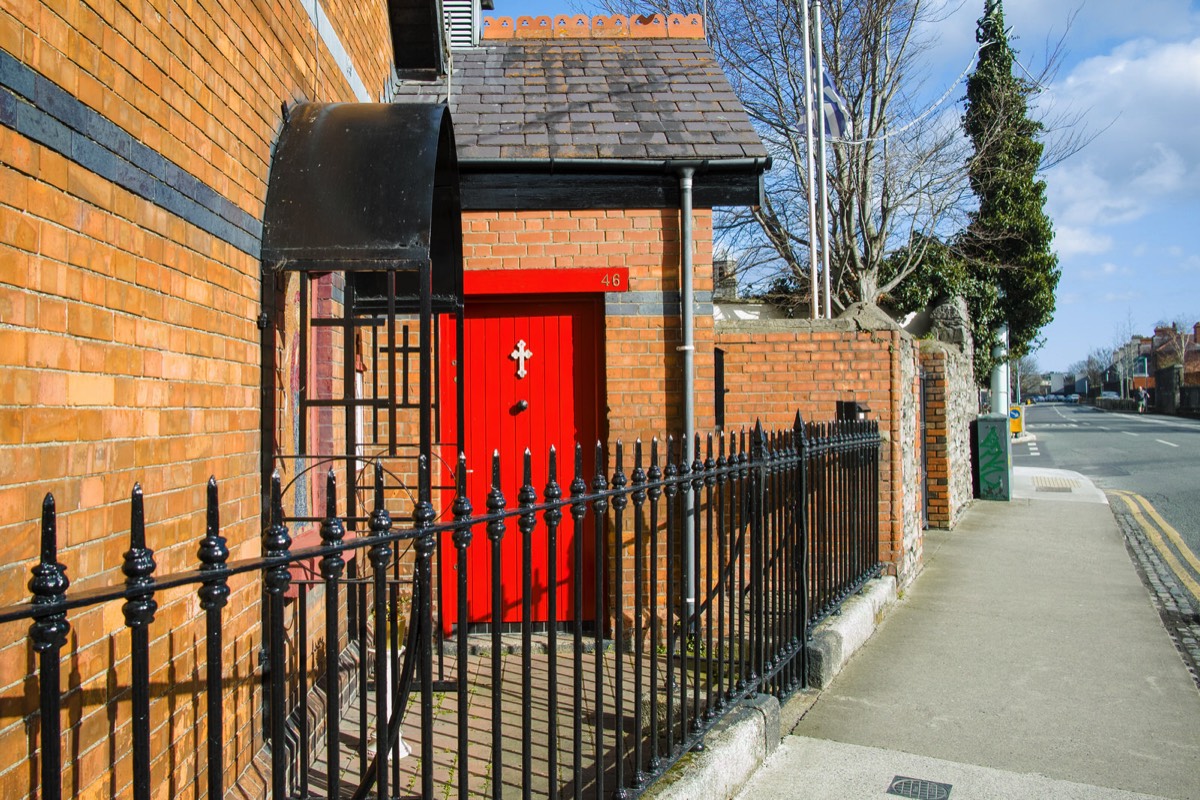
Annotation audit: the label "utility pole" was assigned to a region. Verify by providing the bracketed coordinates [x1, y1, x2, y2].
[990, 324, 1009, 415]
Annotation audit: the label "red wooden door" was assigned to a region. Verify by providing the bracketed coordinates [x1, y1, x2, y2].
[441, 297, 602, 632]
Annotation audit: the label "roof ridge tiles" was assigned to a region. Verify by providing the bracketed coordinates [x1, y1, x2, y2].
[391, 17, 768, 165]
[482, 13, 705, 41]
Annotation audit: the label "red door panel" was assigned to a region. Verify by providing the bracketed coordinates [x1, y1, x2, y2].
[440, 296, 602, 632]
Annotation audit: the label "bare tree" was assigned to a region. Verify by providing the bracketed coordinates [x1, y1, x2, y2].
[1069, 347, 1110, 396]
[1013, 352, 1041, 398]
[1108, 314, 1144, 399]
[609, 0, 1081, 322]
[668, 0, 976, 310]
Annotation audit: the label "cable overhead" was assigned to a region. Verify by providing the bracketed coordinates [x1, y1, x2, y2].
[826, 40, 993, 146]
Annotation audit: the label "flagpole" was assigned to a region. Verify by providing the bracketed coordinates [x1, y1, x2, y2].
[814, 0, 833, 319]
[801, 1, 820, 318]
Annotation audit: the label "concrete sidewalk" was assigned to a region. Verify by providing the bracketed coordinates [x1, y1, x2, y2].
[738, 467, 1200, 800]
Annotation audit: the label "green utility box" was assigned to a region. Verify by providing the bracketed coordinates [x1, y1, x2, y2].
[971, 415, 1012, 501]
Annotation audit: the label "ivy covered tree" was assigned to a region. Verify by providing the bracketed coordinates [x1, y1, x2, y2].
[883, 232, 999, 354]
[960, 0, 1060, 381]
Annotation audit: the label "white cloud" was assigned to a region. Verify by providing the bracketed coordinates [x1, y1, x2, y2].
[1046, 37, 1200, 195]
[1045, 161, 1143, 228]
[917, 0, 1200, 92]
[1005, 0, 1199, 53]
[1075, 260, 1131, 281]
[1035, 35, 1200, 268]
[1129, 144, 1188, 194]
[1054, 225, 1112, 257]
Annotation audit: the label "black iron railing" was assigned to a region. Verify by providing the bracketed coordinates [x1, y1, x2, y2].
[2, 415, 881, 799]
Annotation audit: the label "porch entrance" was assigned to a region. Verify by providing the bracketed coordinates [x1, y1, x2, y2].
[440, 296, 603, 632]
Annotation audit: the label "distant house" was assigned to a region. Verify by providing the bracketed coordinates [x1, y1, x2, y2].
[1105, 336, 1153, 396]
[1153, 322, 1200, 383]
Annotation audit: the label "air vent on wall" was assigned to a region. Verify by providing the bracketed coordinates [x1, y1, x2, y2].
[443, 0, 478, 49]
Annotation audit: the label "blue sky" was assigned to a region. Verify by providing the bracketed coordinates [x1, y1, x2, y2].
[492, 1, 1200, 372]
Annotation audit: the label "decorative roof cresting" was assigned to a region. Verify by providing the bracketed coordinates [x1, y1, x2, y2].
[482, 13, 705, 40]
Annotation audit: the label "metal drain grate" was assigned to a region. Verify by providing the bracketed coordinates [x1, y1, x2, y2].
[887, 775, 952, 799]
[1032, 475, 1078, 493]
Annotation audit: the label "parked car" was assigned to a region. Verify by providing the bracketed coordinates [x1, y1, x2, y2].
[1067, 394, 1079, 403]
[1100, 391, 1119, 399]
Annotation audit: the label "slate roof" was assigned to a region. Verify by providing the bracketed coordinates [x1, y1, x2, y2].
[393, 39, 767, 162]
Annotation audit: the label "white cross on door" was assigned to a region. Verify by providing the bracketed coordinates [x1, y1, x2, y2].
[510, 339, 533, 379]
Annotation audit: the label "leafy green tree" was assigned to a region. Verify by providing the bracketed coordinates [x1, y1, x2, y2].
[960, 0, 1060, 380]
[882, 232, 1000, 385]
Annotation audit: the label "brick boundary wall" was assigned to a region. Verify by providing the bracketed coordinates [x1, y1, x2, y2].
[713, 316, 926, 585]
[920, 341, 975, 529]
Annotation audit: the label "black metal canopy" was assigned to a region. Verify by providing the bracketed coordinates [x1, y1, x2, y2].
[258, 100, 465, 537]
[260, 102, 462, 308]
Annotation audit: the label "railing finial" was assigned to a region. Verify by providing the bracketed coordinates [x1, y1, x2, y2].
[198, 476, 230, 611]
[122, 484, 158, 628]
[544, 446, 563, 528]
[263, 471, 292, 596]
[368, 462, 393, 570]
[318, 471, 346, 580]
[486, 450, 507, 544]
[30, 493, 70, 651]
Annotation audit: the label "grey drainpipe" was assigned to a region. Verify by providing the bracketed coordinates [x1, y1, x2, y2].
[459, 155, 774, 624]
[678, 166, 697, 624]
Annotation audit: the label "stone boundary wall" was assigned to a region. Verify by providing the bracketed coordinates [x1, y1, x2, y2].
[713, 315, 925, 585]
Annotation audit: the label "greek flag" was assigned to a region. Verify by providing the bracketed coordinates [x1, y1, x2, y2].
[819, 72, 852, 140]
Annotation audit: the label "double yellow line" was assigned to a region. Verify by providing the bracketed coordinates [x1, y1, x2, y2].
[1111, 490, 1200, 602]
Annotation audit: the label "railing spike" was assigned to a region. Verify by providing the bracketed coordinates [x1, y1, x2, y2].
[453, 452, 473, 522]
[647, 438, 662, 502]
[486, 450, 507, 543]
[571, 443, 587, 498]
[368, 462, 393, 569]
[30, 493, 69, 800]
[592, 439, 609, 513]
[318, 471, 345, 577]
[198, 477, 230, 606]
[544, 446, 563, 523]
[122, 482, 156, 800]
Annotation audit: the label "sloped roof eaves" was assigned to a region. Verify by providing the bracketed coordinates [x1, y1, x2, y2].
[398, 40, 767, 163]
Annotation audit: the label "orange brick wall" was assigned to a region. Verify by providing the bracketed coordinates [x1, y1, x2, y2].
[923, 348, 951, 527]
[462, 208, 716, 456]
[920, 341, 975, 529]
[462, 208, 717, 629]
[714, 319, 925, 581]
[0, 1, 397, 797]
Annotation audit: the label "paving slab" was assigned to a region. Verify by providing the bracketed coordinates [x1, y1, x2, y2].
[740, 737, 1177, 800]
[777, 474, 1200, 800]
